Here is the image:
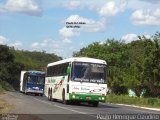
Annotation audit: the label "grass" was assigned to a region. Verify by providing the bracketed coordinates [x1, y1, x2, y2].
[0, 82, 14, 114]
[0, 97, 14, 114]
[106, 94, 160, 108]
[0, 89, 14, 114]
[0, 81, 14, 92]
[0, 84, 4, 95]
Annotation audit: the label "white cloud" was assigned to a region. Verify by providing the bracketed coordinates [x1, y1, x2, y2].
[0, 6, 6, 14]
[31, 42, 40, 48]
[0, 35, 23, 49]
[98, 1, 126, 17]
[31, 39, 60, 49]
[121, 33, 138, 43]
[63, 0, 127, 13]
[59, 14, 108, 46]
[59, 14, 107, 44]
[32, 39, 63, 56]
[99, 2, 118, 16]
[99, 41, 105, 45]
[145, 34, 151, 39]
[66, 15, 106, 32]
[9, 41, 22, 49]
[0, 35, 8, 45]
[121, 33, 151, 43]
[140, 0, 160, 4]
[64, 1, 81, 10]
[31, 38, 74, 58]
[153, 8, 160, 17]
[131, 8, 160, 26]
[4, 0, 42, 16]
[62, 38, 72, 43]
[59, 27, 80, 38]
[122, 0, 160, 11]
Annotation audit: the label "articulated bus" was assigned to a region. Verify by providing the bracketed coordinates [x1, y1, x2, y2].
[45, 57, 107, 107]
[20, 71, 45, 96]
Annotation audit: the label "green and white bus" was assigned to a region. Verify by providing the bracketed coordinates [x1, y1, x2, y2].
[45, 57, 107, 107]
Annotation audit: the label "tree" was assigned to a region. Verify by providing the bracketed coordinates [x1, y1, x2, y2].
[142, 33, 160, 97]
[0, 45, 63, 90]
[0, 45, 24, 90]
[73, 32, 160, 97]
[74, 39, 129, 95]
[124, 40, 146, 97]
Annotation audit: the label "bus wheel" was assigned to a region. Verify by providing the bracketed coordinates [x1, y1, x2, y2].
[24, 90, 28, 95]
[92, 101, 99, 107]
[48, 89, 52, 101]
[62, 90, 68, 104]
[48, 89, 50, 100]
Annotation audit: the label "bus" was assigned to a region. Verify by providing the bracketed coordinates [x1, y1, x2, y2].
[20, 70, 45, 96]
[45, 57, 107, 107]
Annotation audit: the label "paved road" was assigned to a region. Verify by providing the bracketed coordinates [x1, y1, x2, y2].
[1, 91, 160, 120]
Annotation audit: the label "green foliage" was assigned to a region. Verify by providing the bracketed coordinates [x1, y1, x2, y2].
[106, 94, 160, 108]
[0, 45, 62, 90]
[74, 39, 129, 95]
[0, 84, 4, 94]
[74, 32, 160, 97]
[0, 81, 14, 91]
[13, 50, 62, 71]
[0, 45, 24, 90]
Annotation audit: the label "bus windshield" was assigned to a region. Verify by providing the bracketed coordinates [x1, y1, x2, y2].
[72, 62, 106, 83]
[28, 75, 45, 85]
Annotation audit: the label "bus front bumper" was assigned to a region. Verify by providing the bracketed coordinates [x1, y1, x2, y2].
[69, 93, 106, 102]
[26, 89, 43, 94]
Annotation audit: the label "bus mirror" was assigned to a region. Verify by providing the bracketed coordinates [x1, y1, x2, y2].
[67, 66, 71, 75]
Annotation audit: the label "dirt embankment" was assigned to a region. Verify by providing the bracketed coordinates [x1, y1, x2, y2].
[0, 92, 14, 114]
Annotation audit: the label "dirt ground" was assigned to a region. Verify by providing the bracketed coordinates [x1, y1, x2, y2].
[0, 92, 14, 114]
[0, 92, 42, 120]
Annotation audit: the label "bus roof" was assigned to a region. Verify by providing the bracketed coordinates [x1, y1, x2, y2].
[27, 71, 45, 75]
[47, 57, 107, 67]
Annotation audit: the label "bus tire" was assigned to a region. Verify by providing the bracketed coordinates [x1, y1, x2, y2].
[48, 89, 52, 101]
[25, 91, 28, 95]
[62, 89, 68, 104]
[48, 89, 50, 100]
[92, 101, 99, 107]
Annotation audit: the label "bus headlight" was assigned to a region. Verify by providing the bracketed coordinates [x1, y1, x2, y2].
[72, 95, 76, 99]
[102, 97, 105, 100]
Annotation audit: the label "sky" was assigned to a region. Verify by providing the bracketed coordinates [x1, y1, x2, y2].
[0, 0, 160, 58]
